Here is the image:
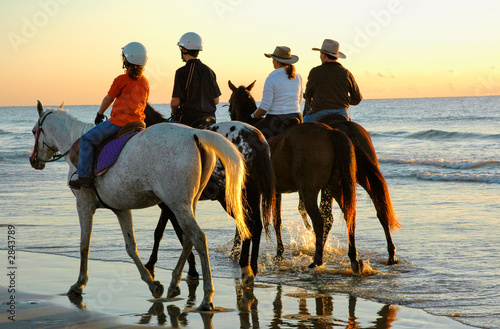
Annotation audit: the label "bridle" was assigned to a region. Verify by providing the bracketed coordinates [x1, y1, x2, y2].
[30, 112, 69, 163]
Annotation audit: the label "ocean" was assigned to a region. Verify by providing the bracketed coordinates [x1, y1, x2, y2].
[0, 96, 499, 328]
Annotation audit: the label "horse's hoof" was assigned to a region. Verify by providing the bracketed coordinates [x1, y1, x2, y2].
[241, 273, 255, 288]
[387, 256, 398, 265]
[273, 254, 285, 263]
[307, 260, 322, 269]
[198, 302, 214, 311]
[351, 260, 364, 275]
[167, 286, 181, 299]
[241, 266, 254, 287]
[68, 284, 83, 296]
[149, 281, 164, 298]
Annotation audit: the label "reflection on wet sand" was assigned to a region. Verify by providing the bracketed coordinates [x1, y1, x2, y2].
[270, 287, 398, 329]
[66, 277, 398, 328]
[234, 280, 399, 329]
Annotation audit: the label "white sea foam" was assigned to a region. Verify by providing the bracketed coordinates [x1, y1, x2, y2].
[417, 171, 500, 184]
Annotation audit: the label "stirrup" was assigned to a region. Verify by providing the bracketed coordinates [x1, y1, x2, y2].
[69, 177, 94, 189]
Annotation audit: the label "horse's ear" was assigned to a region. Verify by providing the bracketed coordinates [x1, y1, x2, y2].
[228, 80, 237, 92]
[37, 100, 44, 118]
[58, 102, 64, 110]
[246, 80, 256, 91]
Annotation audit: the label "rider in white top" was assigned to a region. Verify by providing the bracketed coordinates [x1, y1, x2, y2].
[251, 46, 303, 139]
[260, 67, 303, 115]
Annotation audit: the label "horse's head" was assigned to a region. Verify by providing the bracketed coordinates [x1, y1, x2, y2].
[228, 80, 258, 124]
[30, 101, 61, 170]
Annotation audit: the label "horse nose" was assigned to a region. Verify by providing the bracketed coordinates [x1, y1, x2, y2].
[30, 158, 45, 170]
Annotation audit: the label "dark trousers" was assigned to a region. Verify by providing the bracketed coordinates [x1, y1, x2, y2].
[254, 112, 303, 139]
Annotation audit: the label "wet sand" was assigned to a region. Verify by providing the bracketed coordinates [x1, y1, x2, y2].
[0, 250, 475, 328]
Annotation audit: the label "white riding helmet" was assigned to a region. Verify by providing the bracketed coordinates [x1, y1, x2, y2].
[177, 32, 203, 51]
[122, 42, 148, 66]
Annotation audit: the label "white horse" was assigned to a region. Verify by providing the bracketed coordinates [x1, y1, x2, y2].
[30, 101, 249, 310]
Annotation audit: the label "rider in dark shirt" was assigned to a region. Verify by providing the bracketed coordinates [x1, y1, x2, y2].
[304, 39, 362, 122]
[171, 32, 221, 127]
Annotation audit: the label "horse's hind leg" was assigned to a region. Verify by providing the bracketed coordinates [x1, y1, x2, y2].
[167, 207, 199, 279]
[358, 175, 398, 265]
[239, 188, 262, 287]
[167, 233, 194, 299]
[331, 190, 363, 275]
[300, 190, 325, 268]
[68, 199, 96, 296]
[274, 194, 285, 261]
[169, 209, 215, 311]
[114, 209, 164, 298]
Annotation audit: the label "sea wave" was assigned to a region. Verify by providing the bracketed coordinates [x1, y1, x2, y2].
[372, 130, 499, 141]
[417, 171, 500, 184]
[380, 158, 499, 170]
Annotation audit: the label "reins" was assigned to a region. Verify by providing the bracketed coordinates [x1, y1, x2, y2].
[30, 111, 70, 163]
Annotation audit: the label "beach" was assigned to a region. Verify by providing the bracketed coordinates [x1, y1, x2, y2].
[0, 250, 477, 329]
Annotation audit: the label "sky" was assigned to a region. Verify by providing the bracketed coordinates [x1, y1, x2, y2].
[1, 0, 500, 106]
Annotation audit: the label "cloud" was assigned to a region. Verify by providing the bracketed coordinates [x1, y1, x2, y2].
[376, 68, 396, 78]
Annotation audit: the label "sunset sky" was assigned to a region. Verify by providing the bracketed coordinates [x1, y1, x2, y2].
[1, 0, 499, 106]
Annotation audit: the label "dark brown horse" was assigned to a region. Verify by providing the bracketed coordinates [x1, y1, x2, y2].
[228, 80, 401, 268]
[228, 82, 364, 272]
[143, 104, 275, 286]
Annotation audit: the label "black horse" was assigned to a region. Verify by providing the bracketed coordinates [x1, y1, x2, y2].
[228, 80, 401, 267]
[143, 104, 275, 286]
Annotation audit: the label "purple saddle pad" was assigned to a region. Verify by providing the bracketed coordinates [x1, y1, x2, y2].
[95, 132, 138, 176]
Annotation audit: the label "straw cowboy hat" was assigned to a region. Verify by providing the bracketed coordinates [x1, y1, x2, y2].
[312, 39, 346, 59]
[264, 46, 299, 64]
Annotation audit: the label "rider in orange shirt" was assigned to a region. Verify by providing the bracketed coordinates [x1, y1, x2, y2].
[69, 42, 150, 189]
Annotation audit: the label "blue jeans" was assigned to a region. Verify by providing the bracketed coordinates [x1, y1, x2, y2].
[78, 120, 120, 178]
[303, 109, 350, 122]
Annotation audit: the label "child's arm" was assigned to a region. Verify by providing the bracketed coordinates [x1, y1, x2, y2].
[98, 95, 114, 115]
[94, 95, 114, 125]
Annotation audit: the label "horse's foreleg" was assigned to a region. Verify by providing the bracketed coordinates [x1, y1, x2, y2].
[319, 188, 334, 245]
[274, 194, 284, 261]
[231, 228, 242, 258]
[145, 205, 169, 278]
[114, 209, 164, 298]
[298, 198, 312, 231]
[68, 200, 96, 296]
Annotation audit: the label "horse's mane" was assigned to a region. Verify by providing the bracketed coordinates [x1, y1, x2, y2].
[48, 109, 94, 141]
[144, 103, 167, 127]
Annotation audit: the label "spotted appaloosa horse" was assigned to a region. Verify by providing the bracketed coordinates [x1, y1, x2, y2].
[30, 101, 248, 310]
[143, 104, 275, 287]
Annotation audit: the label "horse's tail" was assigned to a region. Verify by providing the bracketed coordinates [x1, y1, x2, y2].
[246, 129, 275, 235]
[355, 148, 401, 232]
[195, 130, 251, 240]
[328, 129, 357, 234]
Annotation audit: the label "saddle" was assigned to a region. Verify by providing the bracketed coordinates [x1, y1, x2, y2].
[191, 116, 216, 129]
[266, 118, 301, 154]
[69, 121, 145, 176]
[318, 113, 349, 126]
